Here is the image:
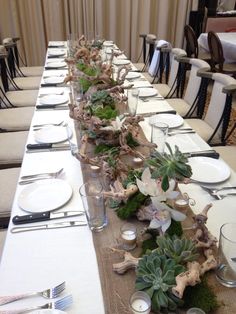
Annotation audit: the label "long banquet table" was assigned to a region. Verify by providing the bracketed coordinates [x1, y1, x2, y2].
[198, 32, 236, 63]
[1, 41, 236, 314]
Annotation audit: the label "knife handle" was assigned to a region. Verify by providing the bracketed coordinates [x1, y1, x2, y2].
[36, 105, 56, 109]
[12, 212, 51, 225]
[27, 143, 52, 150]
[191, 152, 220, 159]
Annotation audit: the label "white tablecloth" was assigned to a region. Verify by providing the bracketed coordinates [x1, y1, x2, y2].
[198, 32, 236, 63]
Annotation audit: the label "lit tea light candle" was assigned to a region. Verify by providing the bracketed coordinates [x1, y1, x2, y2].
[130, 291, 151, 314]
[133, 157, 143, 166]
[121, 223, 137, 251]
[90, 165, 100, 173]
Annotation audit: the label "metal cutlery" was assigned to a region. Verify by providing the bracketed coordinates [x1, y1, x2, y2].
[168, 130, 196, 136]
[0, 282, 65, 305]
[26, 144, 70, 153]
[33, 122, 67, 131]
[200, 185, 236, 200]
[184, 150, 220, 159]
[11, 221, 87, 233]
[138, 110, 177, 117]
[200, 185, 236, 194]
[0, 294, 73, 314]
[32, 121, 64, 128]
[12, 211, 84, 225]
[140, 96, 164, 102]
[20, 168, 64, 180]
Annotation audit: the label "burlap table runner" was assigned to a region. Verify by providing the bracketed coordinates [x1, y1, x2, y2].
[76, 121, 236, 314]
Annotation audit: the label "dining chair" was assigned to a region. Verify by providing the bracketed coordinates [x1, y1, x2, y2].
[0, 45, 41, 91]
[2, 38, 43, 77]
[0, 47, 39, 104]
[0, 167, 21, 229]
[184, 25, 210, 61]
[207, 31, 236, 76]
[133, 34, 157, 72]
[152, 48, 187, 98]
[185, 72, 236, 145]
[166, 57, 211, 118]
[0, 130, 29, 168]
[213, 122, 236, 171]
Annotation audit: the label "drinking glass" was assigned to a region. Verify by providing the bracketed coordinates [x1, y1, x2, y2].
[215, 222, 236, 287]
[79, 179, 107, 232]
[71, 79, 84, 105]
[128, 88, 140, 116]
[150, 122, 168, 154]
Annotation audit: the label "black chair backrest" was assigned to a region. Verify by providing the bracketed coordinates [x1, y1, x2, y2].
[184, 25, 199, 58]
[207, 31, 225, 72]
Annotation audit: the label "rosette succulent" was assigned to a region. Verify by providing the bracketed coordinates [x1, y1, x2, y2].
[155, 234, 199, 264]
[146, 143, 192, 191]
[135, 252, 185, 312]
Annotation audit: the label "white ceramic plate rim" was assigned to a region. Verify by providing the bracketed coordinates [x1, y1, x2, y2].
[18, 179, 73, 213]
[149, 114, 184, 128]
[126, 72, 141, 80]
[34, 126, 71, 144]
[46, 62, 67, 68]
[34, 310, 67, 314]
[49, 42, 65, 47]
[138, 88, 157, 98]
[188, 157, 231, 183]
[48, 50, 66, 56]
[113, 59, 130, 65]
[39, 95, 68, 105]
[43, 77, 65, 84]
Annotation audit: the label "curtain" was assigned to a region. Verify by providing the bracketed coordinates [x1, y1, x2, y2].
[0, 0, 196, 66]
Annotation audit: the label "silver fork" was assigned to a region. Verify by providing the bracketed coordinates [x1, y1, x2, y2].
[200, 185, 236, 200]
[21, 168, 64, 180]
[0, 294, 73, 314]
[32, 121, 64, 128]
[200, 185, 236, 194]
[0, 282, 65, 305]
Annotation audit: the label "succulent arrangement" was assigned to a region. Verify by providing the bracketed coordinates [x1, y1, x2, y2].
[146, 143, 192, 191]
[135, 252, 185, 312]
[155, 234, 199, 264]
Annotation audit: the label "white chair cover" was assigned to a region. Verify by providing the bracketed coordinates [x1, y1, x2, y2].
[148, 40, 172, 76]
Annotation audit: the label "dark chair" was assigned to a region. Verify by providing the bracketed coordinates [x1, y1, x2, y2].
[184, 25, 211, 61]
[207, 31, 236, 76]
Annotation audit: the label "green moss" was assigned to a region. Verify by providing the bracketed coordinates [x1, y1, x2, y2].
[166, 219, 183, 237]
[93, 105, 118, 120]
[183, 275, 219, 313]
[126, 132, 139, 148]
[141, 237, 158, 256]
[116, 192, 149, 220]
[122, 169, 142, 189]
[94, 144, 114, 155]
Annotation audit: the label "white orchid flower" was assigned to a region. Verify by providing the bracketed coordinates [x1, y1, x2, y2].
[136, 167, 158, 196]
[136, 167, 179, 200]
[101, 116, 124, 131]
[149, 196, 186, 233]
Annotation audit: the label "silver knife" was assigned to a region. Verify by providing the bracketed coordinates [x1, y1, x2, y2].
[184, 150, 220, 159]
[26, 143, 70, 153]
[11, 221, 87, 233]
[12, 210, 85, 225]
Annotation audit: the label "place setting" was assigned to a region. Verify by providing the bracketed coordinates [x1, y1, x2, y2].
[36, 94, 69, 110]
[45, 59, 67, 70]
[47, 49, 66, 58]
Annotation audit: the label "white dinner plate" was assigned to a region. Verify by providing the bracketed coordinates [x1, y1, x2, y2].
[39, 94, 69, 105]
[103, 41, 114, 47]
[149, 114, 184, 128]
[126, 72, 141, 80]
[34, 126, 71, 144]
[46, 62, 67, 68]
[113, 59, 130, 66]
[34, 310, 66, 314]
[48, 49, 66, 57]
[188, 157, 231, 183]
[43, 77, 65, 84]
[49, 41, 65, 47]
[138, 88, 157, 98]
[18, 179, 73, 213]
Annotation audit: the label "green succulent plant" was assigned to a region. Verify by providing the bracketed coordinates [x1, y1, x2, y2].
[135, 253, 185, 312]
[146, 143, 192, 191]
[155, 234, 199, 264]
[90, 90, 115, 107]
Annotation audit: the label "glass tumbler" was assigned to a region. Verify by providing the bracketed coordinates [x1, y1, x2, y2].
[150, 121, 168, 154]
[216, 222, 236, 287]
[79, 179, 107, 232]
[128, 88, 140, 116]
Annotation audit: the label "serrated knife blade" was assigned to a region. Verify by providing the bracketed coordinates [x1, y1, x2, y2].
[11, 221, 87, 233]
